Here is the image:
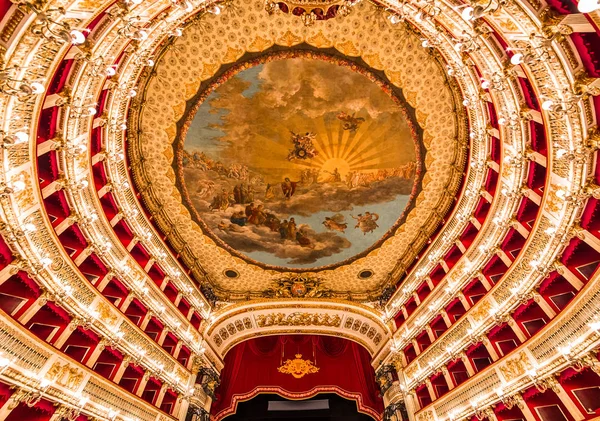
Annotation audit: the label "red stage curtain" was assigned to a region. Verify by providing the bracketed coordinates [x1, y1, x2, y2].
[211, 335, 383, 420]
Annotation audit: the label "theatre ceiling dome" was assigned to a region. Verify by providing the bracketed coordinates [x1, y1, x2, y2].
[0, 0, 600, 420]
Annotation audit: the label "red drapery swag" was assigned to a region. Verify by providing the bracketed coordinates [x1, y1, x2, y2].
[211, 335, 384, 420]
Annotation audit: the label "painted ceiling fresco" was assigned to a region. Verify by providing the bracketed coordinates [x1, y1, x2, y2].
[177, 53, 420, 269]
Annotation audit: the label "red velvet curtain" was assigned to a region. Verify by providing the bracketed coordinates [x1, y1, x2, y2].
[211, 335, 383, 420]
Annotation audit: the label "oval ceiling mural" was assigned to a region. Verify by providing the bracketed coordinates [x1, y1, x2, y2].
[176, 52, 421, 269]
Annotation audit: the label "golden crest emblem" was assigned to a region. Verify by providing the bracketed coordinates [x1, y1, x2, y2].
[277, 354, 320, 379]
[290, 281, 308, 297]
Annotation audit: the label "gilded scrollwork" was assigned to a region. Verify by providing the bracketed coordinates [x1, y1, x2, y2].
[263, 274, 332, 299]
[255, 312, 342, 328]
[45, 361, 86, 390]
[499, 352, 532, 382]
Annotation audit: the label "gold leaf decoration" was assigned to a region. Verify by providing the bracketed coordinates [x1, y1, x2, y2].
[362, 53, 384, 70]
[185, 80, 201, 98]
[277, 30, 302, 47]
[308, 30, 332, 48]
[172, 101, 186, 120]
[278, 354, 320, 379]
[416, 109, 429, 128]
[404, 90, 418, 107]
[222, 46, 244, 64]
[256, 312, 341, 327]
[499, 352, 532, 381]
[248, 36, 274, 52]
[335, 40, 360, 56]
[201, 63, 220, 80]
[164, 124, 178, 143]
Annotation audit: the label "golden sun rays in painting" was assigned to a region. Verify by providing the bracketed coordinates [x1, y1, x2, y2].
[178, 52, 420, 269]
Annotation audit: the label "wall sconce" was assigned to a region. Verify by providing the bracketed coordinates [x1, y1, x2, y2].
[541, 89, 591, 116]
[117, 16, 149, 41]
[133, 52, 155, 67]
[420, 36, 442, 49]
[0, 179, 26, 196]
[0, 66, 45, 99]
[205, 2, 222, 14]
[17, 1, 88, 45]
[497, 112, 521, 130]
[386, 4, 408, 25]
[461, 0, 507, 21]
[171, 0, 194, 12]
[75, 53, 117, 78]
[69, 103, 98, 118]
[480, 72, 509, 91]
[508, 45, 550, 66]
[454, 31, 480, 53]
[1, 130, 29, 147]
[414, 0, 441, 22]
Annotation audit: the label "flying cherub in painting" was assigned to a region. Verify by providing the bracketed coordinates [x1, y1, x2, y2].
[287, 131, 319, 161]
[322, 214, 348, 233]
[337, 112, 365, 132]
[352, 212, 380, 234]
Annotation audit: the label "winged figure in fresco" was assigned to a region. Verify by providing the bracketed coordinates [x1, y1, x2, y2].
[287, 131, 319, 161]
[337, 112, 365, 132]
[322, 214, 348, 233]
[352, 212, 380, 235]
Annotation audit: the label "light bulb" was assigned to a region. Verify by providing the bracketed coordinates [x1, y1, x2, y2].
[87, 106, 97, 116]
[510, 53, 523, 65]
[481, 79, 490, 89]
[22, 223, 36, 232]
[388, 14, 401, 24]
[0, 355, 9, 367]
[461, 6, 474, 20]
[542, 100, 554, 111]
[14, 131, 29, 144]
[70, 30, 86, 45]
[105, 66, 117, 77]
[208, 3, 221, 14]
[421, 40, 429, 48]
[578, 0, 600, 13]
[30, 82, 45, 94]
[12, 180, 26, 192]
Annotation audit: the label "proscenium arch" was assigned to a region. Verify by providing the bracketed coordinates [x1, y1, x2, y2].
[204, 300, 393, 361]
[211, 333, 384, 421]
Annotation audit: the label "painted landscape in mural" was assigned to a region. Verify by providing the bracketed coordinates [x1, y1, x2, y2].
[180, 56, 418, 268]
